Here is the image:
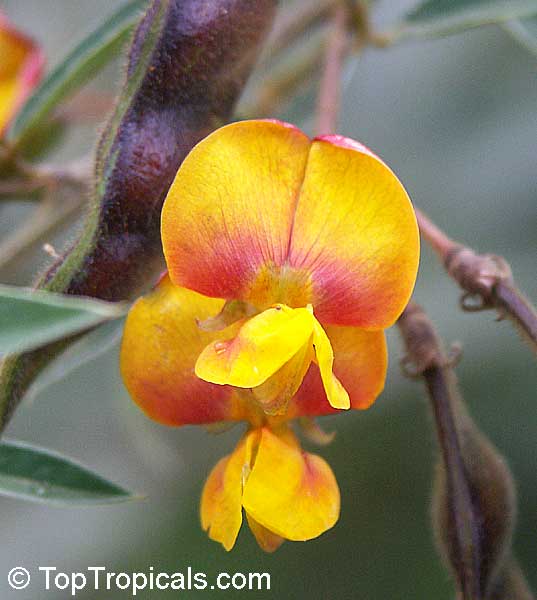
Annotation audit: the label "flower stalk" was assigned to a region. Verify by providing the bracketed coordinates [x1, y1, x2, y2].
[315, 3, 351, 135]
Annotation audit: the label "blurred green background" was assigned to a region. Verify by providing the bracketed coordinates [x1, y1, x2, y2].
[1, 1, 536, 598]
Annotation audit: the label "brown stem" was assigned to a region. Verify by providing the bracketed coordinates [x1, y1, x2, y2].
[263, 0, 337, 61]
[1, 155, 91, 199]
[398, 302, 482, 600]
[0, 179, 46, 198]
[0, 156, 92, 273]
[315, 3, 351, 135]
[415, 207, 457, 257]
[13, 156, 92, 190]
[243, 2, 371, 126]
[345, 0, 372, 47]
[415, 207, 537, 354]
[494, 282, 537, 352]
[0, 191, 85, 275]
[239, 38, 325, 118]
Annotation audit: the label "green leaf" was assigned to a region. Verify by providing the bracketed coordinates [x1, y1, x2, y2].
[394, 0, 537, 40]
[26, 318, 124, 402]
[503, 15, 537, 56]
[7, 0, 148, 146]
[0, 440, 136, 505]
[0, 284, 128, 357]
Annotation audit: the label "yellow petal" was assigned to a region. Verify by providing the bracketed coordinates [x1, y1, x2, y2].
[0, 12, 43, 133]
[288, 135, 419, 328]
[162, 121, 419, 326]
[242, 427, 340, 541]
[246, 513, 285, 553]
[311, 319, 350, 410]
[120, 274, 249, 426]
[289, 326, 387, 418]
[195, 304, 314, 389]
[200, 429, 259, 551]
[251, 340, 314, 415]
[162, 120, 311, 301]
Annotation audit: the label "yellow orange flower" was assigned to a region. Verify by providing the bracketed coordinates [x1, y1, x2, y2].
[160, 120, 419, 415]
[0, 11, 44, 135]
[201, 425, 339, 552]
[120, 119, 419, 551]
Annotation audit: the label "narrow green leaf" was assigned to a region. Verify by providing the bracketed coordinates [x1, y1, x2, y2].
[503, 16, 537, 56]
[393, 0, 537, 41]
[0, 284, 127, 357]
[7, 0, 148, 145]
[0, 440, 136, 505]
[26, 319, 124, 402]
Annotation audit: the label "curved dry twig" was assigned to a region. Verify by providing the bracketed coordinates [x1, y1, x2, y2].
[415, 208, 537, 355]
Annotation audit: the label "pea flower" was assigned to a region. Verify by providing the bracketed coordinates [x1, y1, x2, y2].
[0, 11, 44, 135]
[120, 120, 419, 551]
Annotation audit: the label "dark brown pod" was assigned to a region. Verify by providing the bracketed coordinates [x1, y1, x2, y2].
[0, 0, 276, 428]
[398, 303, 532, 599]
[431, 403, 519, 599]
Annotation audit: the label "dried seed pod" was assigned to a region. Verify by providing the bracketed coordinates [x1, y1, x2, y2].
[432, 401, 518, 599]
[398, 303, 532, 600]
[0, 0, 276, 428]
